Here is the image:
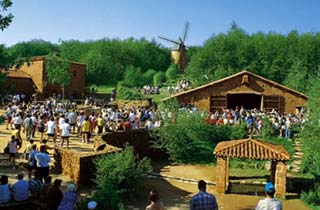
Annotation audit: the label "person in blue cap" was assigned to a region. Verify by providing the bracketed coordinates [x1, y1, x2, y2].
[255, 182, 282, 210]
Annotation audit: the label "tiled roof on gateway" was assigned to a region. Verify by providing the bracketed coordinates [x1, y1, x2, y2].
[214, 138, 290, 161]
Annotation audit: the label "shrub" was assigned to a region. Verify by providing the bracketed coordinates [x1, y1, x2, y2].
[152, 105, 248, 163]
[94, 146, 152, 193]
[116, 86, 146, 100]
[165, 64, 179, 81]
[153, 71, 166, 86]
[121, 65, 144, 87]
[143, 69, 157, 85]
[301, 183, 320, 208]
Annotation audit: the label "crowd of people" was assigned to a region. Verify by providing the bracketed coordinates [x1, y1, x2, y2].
[0, 173, 98, 209]
[167, 79, 191, 94]
[204, 105, 305, 138]
[141, 85, 161, 95]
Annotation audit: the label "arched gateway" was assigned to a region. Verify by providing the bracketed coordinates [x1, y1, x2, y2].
[213, 138, 290, 198]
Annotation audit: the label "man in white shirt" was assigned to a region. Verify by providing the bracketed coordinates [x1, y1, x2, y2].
[68, 110, 77, 134]
[60, 119, 71, 149]
[12, 173, 29, 202]
[12, 113, 23, 131]
[46, 117, 56, 144]
[256, 182, 282, 210]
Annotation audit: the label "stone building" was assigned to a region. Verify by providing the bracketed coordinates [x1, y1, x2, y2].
[162, 70, 308, 114]
[4, 56, 86, 100]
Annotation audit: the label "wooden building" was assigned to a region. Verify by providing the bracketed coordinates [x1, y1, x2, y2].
[162, 70, 308, 114]
[4, 56, 86, 100]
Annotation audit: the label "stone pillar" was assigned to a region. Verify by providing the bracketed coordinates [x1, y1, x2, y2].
[216, 156, 228, 193]
[275, 161, 287, 199]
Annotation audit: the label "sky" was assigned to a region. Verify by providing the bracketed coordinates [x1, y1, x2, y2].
[1, 0, 320, 47]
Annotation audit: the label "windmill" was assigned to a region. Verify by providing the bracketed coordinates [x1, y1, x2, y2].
[158, 22, 190, 73]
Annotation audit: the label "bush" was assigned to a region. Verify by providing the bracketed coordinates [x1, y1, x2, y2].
[152, 105, 248, 163]
[301, 183, 320, 208]
[91, 179, 123, 210]
[116, 86, 146, 100]
[153, 71, 166, 86]
[94, 146, 152, 193]
[165, 64, 179, 81]
[143, 69, 157, 85]
[121, 65, 144, 87]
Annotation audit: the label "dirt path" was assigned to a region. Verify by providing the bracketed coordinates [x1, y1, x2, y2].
[130, 164, 310, 210]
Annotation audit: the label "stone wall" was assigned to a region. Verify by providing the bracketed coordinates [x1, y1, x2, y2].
[54, 148, 120, 185]
[97, 129, 168, 159]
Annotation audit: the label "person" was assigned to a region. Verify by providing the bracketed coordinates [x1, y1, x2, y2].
[23, 114, 33, 140]
[96, 115, 104, 134]
[87, 200, 97, 209]
[35, 145, 51, 182]
[145, 190, 164, 210]
[190, 180, 218, 210]
[29, 173, 42, 198]
[57, 183, 78, 210]
[81, 116, 90, 143]
[68, 109, 77, 134]
[24, 139, 35, 160]
[47, 179, 63, 210]
[60, 118, 71, 148]
[38, 115, 45, 141]
[40, 176, 52, 203]
[12, 173, 30, 202]
[5, 104, 13, 130]
[255, 182, 282, 210]
[8, 135, 18, 169]
[46, 117, 56, 144]
[0, 175, 11, 204]
[27, 144, 39, 178]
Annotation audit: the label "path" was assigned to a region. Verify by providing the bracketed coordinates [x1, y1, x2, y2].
[289, 138, 303, 175]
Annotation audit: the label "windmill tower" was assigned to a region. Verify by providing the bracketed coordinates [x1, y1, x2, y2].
[159, 22, 190, 73]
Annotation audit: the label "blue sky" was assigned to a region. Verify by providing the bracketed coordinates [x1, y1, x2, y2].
[1, 0, 320, 47]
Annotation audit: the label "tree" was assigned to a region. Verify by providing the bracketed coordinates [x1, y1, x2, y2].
[143, 69, 157, 85]
[0, 0, 13, 88]
[0, 0, 13, 31]
[300, 75, 320, 207]
[8, 39, 58, 59]
[283, 59, 309, 92]
[165, 64, 179, 81]
[153, 71, 166, 87]
[121, 65, 144, 87]
[45, 53, 71, 99]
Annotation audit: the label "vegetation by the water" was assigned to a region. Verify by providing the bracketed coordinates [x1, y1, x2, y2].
[82, 146, 152, 210]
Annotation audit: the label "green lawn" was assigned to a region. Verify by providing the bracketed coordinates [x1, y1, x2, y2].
[88, 85, 115, 94]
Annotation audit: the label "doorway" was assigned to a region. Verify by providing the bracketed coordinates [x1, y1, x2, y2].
[227, 93, 262, 110]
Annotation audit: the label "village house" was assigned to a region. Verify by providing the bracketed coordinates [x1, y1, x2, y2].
[162, 70, 308, 114]
[3, 56, 86, 100]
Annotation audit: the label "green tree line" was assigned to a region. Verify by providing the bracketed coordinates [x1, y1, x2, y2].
[186, 24, 320, 93]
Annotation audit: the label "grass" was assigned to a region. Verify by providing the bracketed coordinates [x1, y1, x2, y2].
[88, 85, 115, 94]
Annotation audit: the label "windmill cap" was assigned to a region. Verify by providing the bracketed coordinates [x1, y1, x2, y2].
[265, 182, 275, 193]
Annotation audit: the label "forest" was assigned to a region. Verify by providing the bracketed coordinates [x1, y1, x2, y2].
[1, 24, 320, 94]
